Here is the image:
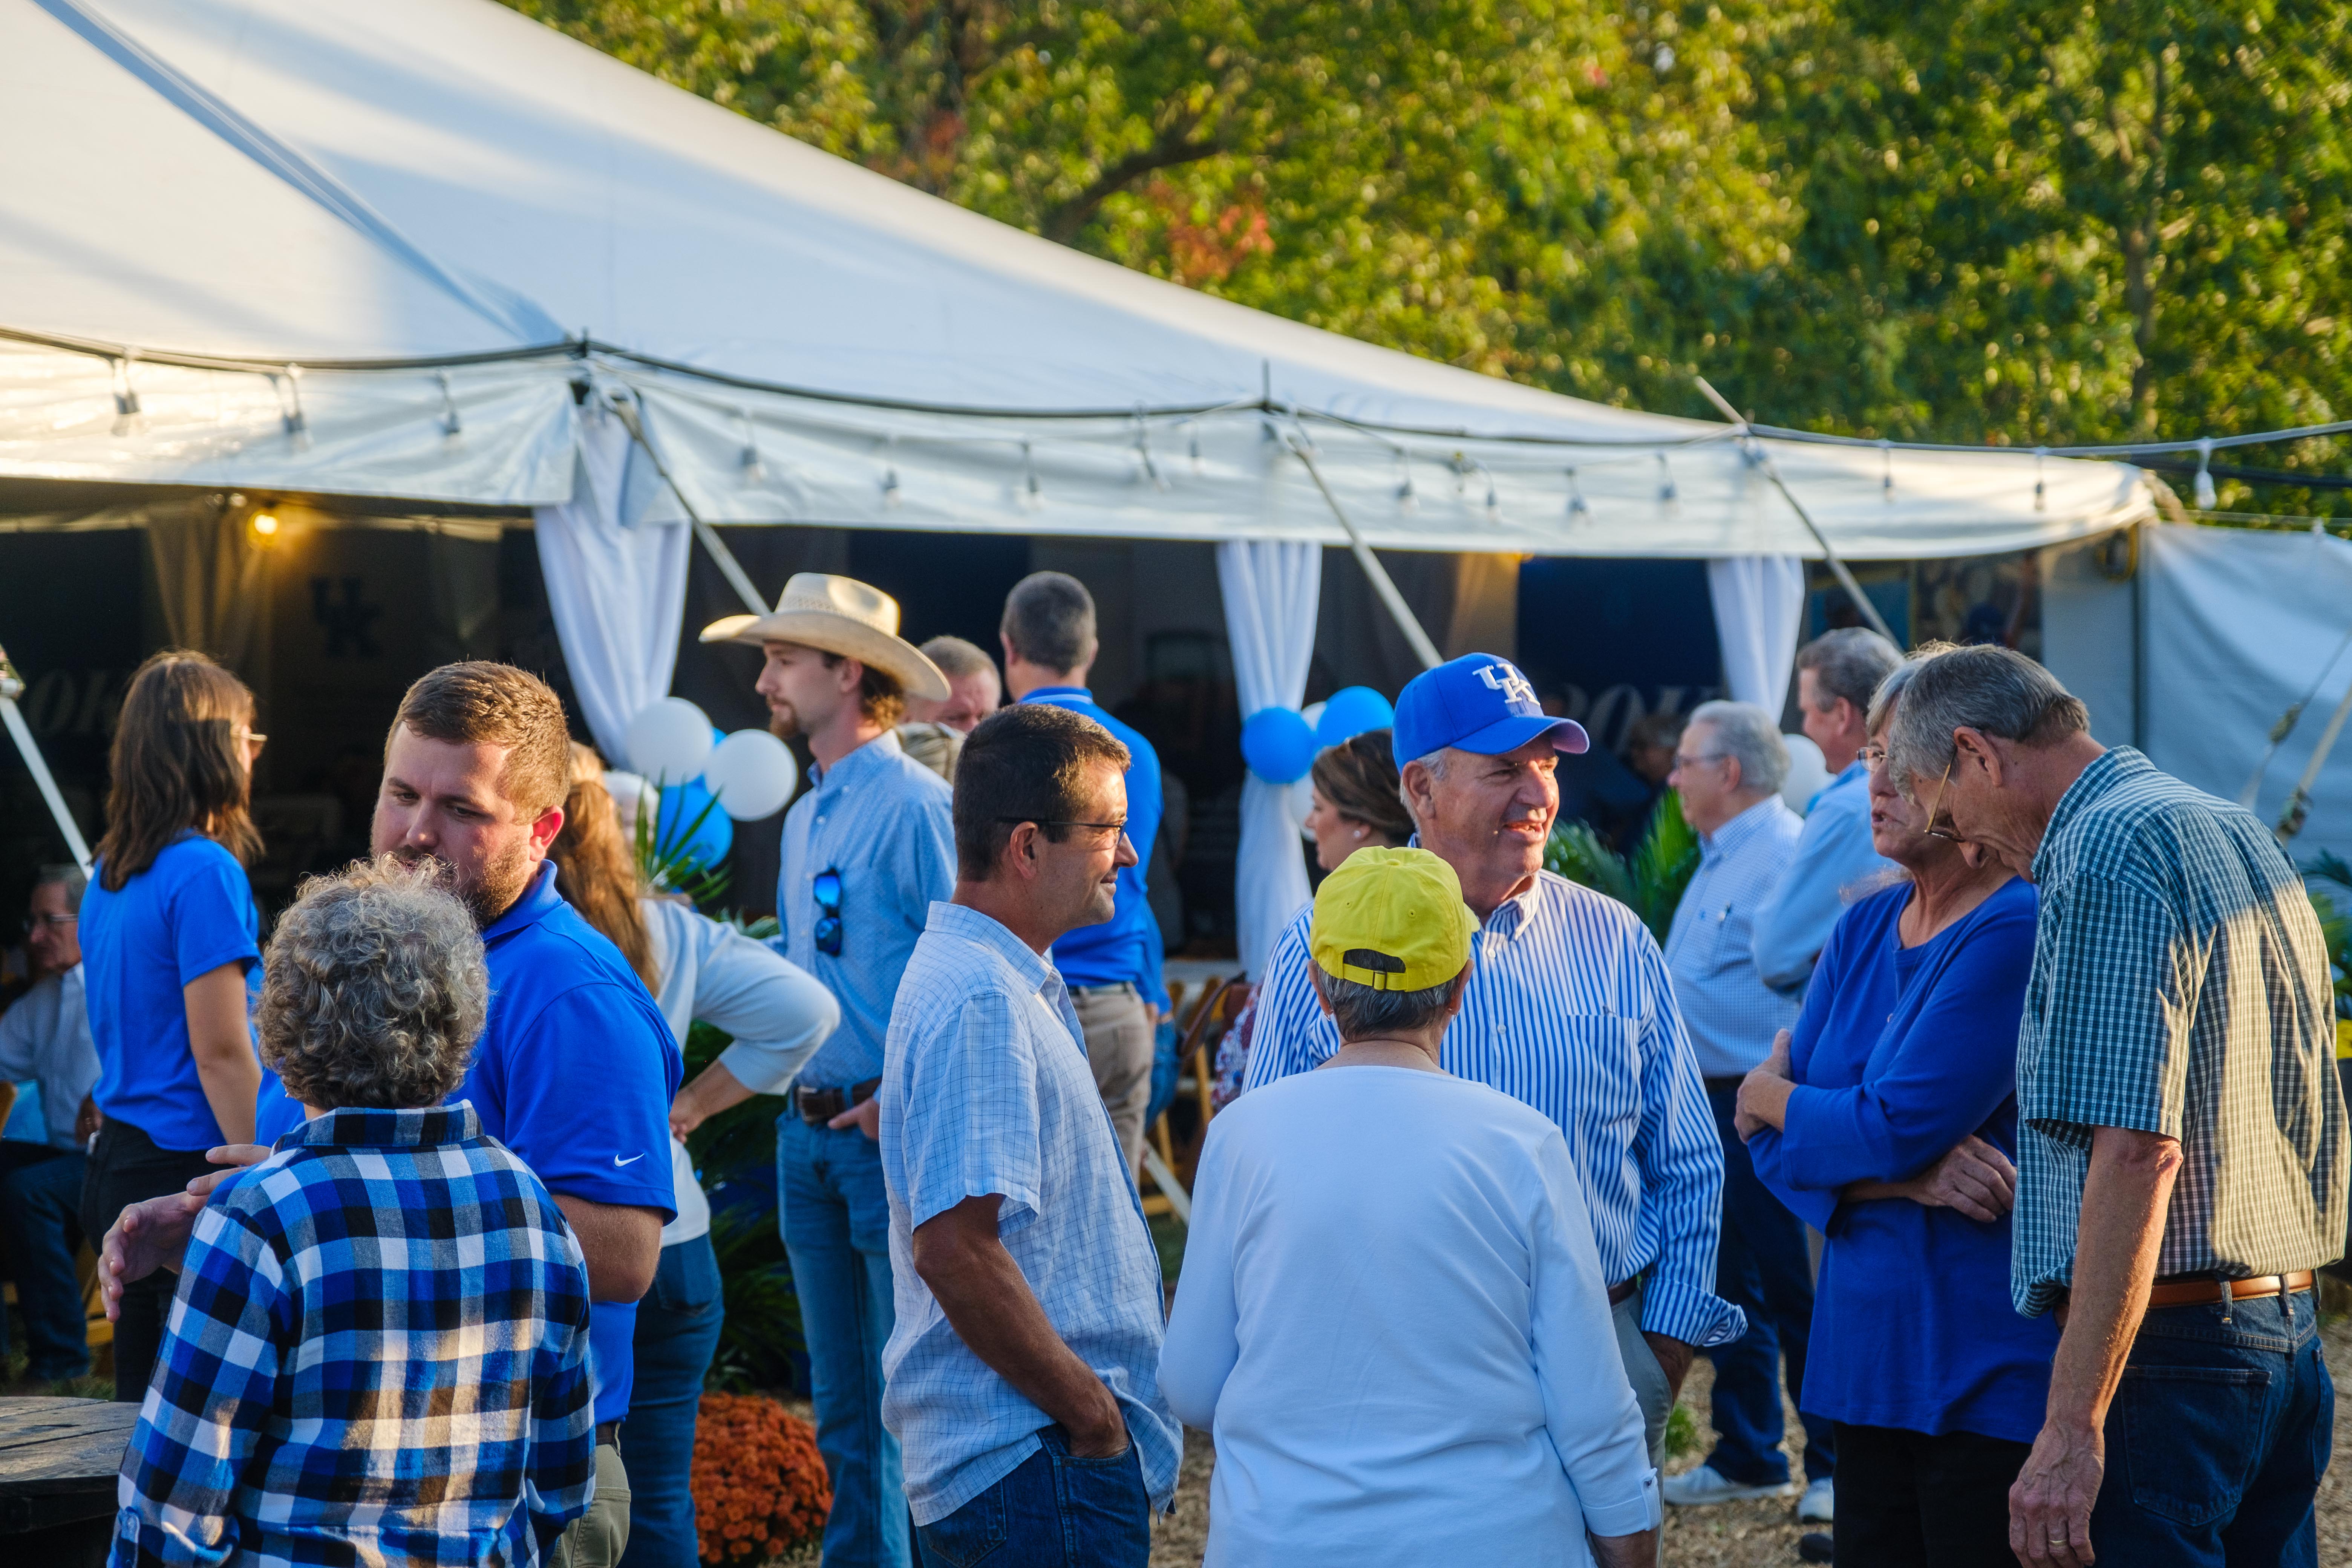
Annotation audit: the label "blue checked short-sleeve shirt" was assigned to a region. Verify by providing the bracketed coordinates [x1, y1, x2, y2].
[878, 902, 1181, 1527]
[2014, 747, 2350, 1315]
[113, 1104, 595, 1568]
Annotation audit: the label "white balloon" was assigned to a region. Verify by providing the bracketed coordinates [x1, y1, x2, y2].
[1287, 773, 1317, 841]
[701, 729, 800, 820]
[1301, 701, 1327, 736]
[601, 769, 654, 839]
[625, 698, 715, 785]
[1781, 732, 1831, 815]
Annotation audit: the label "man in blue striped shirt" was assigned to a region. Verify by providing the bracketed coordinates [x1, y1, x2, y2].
[1245, 653, 1740, 1468]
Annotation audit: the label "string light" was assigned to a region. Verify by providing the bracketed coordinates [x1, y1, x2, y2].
[250, 507, 279, 540]
[1396, 453, 1418, 512]
[1132, 410, 1166, 490]
[1566, 467, 1590, 517]
[1021, 441, 1043, 510]
[110, 354, 141, 419]
[1656, 452, 1678, 502]
[436, 372, 463, 439]
[2194, 436, 2217, 510]
[2034, 446, 2048, 511]
[273, 365, 309, 445]
[1187, 422, 1204, 474]
[737, 408, 765, 485]
[1880, 438, 1894, 499]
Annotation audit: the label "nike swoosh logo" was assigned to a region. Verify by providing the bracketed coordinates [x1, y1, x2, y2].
[613, 1153, 646, 1167]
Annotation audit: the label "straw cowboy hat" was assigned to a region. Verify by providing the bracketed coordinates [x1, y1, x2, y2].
[699, 573, 950, 701]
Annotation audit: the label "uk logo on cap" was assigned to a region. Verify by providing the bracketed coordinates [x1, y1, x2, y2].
[1392, 654, 1590, 763]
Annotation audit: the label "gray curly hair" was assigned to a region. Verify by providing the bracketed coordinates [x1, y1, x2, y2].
[259, 857, 489, 1111]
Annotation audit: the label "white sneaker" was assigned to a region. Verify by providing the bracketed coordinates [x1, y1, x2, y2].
[1798, 1477, 1834, 1523]
[1661, 1464, 1799, 1507]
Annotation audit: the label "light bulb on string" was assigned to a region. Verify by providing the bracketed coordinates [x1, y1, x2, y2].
[1483, 470, 1500, 521]
[881, 466, 902, 507]
[1566, 468, 1589, 518]
[1132, 410, 1166, 491]
[275, 365, 309, 446]
[1021, 441, 1043, 510]
[2033, 447, 2047, 512]
[737, 408, 765, 485]
[1656, 453, 1678, 503]
[110, 354, 141, 419]
[2193, 437, 2217, 510]
[1187, 423, 1203, 475]
[436, 372, 463, 440]
[1880, 438, 1894, 499]
[1395, 453, 1418, 512]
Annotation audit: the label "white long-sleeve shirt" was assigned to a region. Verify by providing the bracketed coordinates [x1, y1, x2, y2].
[643, 898, 839, 1245]
[1160, 1066, 1661, 1567]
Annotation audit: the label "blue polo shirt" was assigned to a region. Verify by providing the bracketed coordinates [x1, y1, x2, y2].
[254, 861, 679, 1424]
[1019, 687, 1168, 1009]
[83, 835, 263, 1153]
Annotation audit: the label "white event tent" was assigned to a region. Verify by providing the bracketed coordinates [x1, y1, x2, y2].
[0, 0, 2157, 969]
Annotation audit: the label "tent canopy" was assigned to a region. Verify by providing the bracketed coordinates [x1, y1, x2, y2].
[0, 0, 2154, 556]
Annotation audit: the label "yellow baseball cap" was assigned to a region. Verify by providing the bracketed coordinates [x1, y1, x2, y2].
[1310, 846, 1476, 992]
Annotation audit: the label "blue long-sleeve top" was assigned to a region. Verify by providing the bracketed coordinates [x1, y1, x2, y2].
[1747, 877, 2058, 1442]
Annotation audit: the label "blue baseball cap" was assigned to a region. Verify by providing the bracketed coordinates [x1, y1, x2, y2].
[1392, 654, 1589, 763]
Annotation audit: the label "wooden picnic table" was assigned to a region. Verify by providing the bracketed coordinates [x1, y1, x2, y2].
[0, 1396, 136, 1565]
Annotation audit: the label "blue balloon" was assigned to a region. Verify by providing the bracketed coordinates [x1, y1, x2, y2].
[654, 776, 734, 869]
[1240, 706, 1319, 784]
[1314, 686, 1395, 748]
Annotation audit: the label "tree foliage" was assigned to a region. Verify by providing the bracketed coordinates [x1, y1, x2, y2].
[507, 0, 2352, 509]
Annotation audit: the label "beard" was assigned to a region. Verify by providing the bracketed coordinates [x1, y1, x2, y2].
[387, 836, 535, 928]
[767, 703, 802, 742]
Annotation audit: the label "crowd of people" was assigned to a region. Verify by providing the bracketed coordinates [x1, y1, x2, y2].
[0, 564, 2342, 1568]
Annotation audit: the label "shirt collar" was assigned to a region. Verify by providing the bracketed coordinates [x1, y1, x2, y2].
[1830, 759, 1869, 789]
[810, 727, 906, 791]
[2031, 745, 2141, 882]
[1022, 686, 1096, 706]
[927, 900, 1058, 991]
[1701, 795, 1786, 859]
[276, 1102, 483, 1153]
[481, 860, 562, 943]
[1402, 832, 1534, 936]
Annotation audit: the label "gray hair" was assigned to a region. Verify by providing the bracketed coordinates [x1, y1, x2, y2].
[1863, 640, 1960, 735]
[1795, 628, 1904, 716]
[1397, 747, 1450, 830]
[258, 857, 489, 1111]
[34, 864, 86, 914]
[1320, 971, 1457, 1038]
[1684, 700, 1790, 795]
[1000, 571, 1097, 674]
[1882, 645, 2090, 792]
[919, 635, 998, 684]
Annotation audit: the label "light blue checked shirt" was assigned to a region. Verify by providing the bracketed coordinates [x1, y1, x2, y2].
[775, 729, 956, 1089]
[1664, 796, 1804, 1079]
[2014, 747, 2349, 1316]
[1243, 873, 1744, 1349]
[1751, 761, 1896, 994]
[879, 901, 1182, 1527]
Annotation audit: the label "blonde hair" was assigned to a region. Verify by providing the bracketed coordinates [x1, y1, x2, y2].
[548, 743, 658, 991]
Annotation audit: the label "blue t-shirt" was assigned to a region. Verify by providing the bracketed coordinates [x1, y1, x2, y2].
[254, 861, 680, 1424]
[1019, 688, 1168, 1008]
[1747, 879, 2058, 1442]
[82, 835, 262, 1153]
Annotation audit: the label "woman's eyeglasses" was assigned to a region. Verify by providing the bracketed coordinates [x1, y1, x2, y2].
[812, 867, 844, 957]
[1857, 746, 1965, 841]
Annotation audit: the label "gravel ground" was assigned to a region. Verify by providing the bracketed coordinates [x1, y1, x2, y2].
[1146, 1311, 2352, 1567]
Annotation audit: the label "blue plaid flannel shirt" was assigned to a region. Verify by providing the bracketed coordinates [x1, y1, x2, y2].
[113, 1104, 596, 1567]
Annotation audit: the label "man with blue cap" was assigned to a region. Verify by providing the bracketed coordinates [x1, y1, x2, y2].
[1243, 652, 1741, 1467]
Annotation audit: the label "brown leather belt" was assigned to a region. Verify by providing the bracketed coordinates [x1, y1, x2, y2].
[2055, 1270, 2313, 1327]
[594, 1420, 622, 1452]
[1607, 1279, 1639, 1307]
[796, 1077, 882, 1126]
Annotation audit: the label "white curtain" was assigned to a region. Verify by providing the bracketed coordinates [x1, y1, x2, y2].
[535, 405, 692, 767]
[1707, 555, 1808, 712]
[147, 504, 268, 672]
[1218, 541, 1322, 978]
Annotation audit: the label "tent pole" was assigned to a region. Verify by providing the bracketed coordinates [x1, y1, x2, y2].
[602, 392, 768, 615]
[1285, 436, 1444, 671]
[1693, 377, 1899, 647]
[0, 650, 94, 877]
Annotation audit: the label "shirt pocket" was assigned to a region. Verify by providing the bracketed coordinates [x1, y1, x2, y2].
[1550, 1012, 1646, 1143]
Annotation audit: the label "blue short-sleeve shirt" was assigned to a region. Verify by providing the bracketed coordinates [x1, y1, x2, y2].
[254, 860, 681, 1424]
[82, 835, 263, 1153]
[1018, 688, 1168, 1008]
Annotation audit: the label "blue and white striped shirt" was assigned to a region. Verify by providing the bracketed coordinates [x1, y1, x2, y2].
[775, 729, 956, 1088]
[1242, 873, 1743, 1348]
[879, 902, 1182, 1526]
[1664, 796, 1805, 1079]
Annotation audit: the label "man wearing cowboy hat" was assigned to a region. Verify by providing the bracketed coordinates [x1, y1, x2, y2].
[702, 574, 956, 1568]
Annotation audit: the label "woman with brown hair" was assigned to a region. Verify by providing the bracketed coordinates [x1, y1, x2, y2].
[549, 744, 839, 1568]
[77, 649, 267, 1400]
[1300, 729, 1414, 872]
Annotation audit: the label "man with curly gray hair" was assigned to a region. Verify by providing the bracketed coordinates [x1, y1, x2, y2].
[114, 859, 600, 1566]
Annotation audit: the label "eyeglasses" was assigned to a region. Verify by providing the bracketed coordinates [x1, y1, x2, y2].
[21, 913, 76, 938]
[812, 867, 843, 957]
[236, 725, 267, 756]
[1857, 745, 1889, 770]
[1671, 751, 1726, 771]
[1920, 757, 1965, 842]
[994, 818, 1130, 847]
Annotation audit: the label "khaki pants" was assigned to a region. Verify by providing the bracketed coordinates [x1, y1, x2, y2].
[1612, 1281, 1675, 1472]
[1071, 983, 1154, 1174]
[552, 1441, 631, 1568]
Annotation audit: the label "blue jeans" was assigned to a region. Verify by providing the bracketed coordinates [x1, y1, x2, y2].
[2092, 1286, 2333, 1564]
[778, 1112, 908, 1568]
[1702, 1083, 1834, 1486]
[914, 1427, 1151, 1568]
[0, 1142, 89, 1382]
[620, 1233, 727, 1568]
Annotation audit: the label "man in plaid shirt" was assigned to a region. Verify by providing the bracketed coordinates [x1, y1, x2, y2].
[113, 860, 595, 1566]
[1888, 645, 2346, 1568]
